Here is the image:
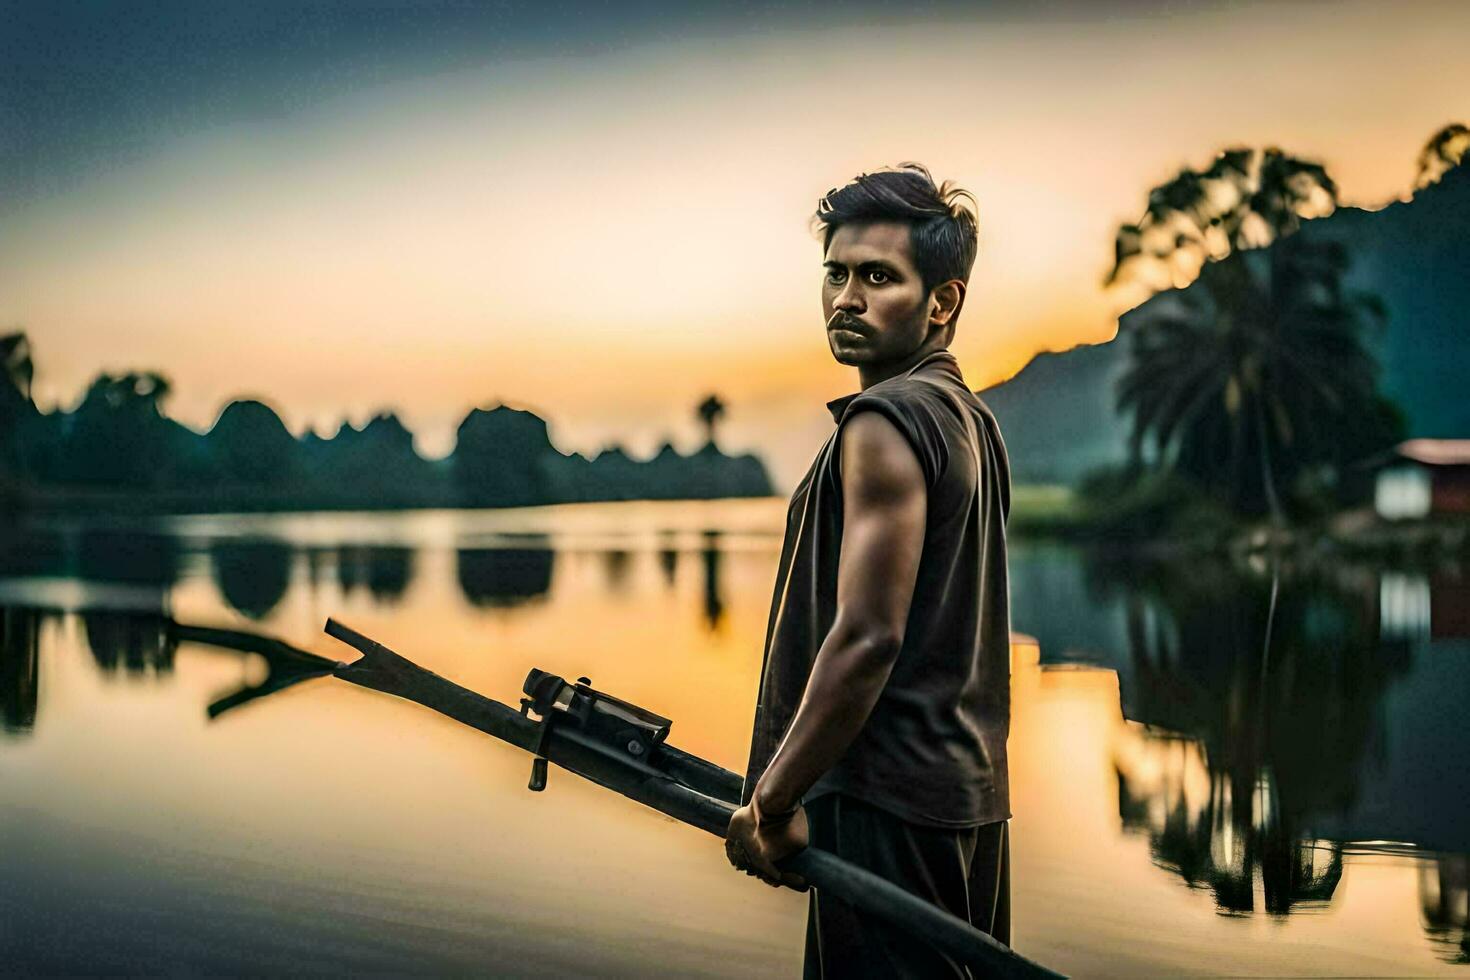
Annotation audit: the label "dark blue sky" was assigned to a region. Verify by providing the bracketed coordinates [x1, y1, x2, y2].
[1, 0, 1221, 204]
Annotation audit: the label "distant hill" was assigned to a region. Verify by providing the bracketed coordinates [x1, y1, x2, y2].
[981, 162, 1470, 486]
[978, 339, 1129, 485]
[1296, 163, 1470, 439]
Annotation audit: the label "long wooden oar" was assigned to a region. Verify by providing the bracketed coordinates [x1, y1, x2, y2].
[325, 618, 1065, 980]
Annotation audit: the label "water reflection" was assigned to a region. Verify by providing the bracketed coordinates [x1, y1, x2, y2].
[211, 537, 292, 619]
[603, 548, 632, 593]
[456, 539, 554, 608]
[2, 505, 1468, 974]
[1422, 853, 1470, 963]
[83, 610, 178, 675]
[702, 530, 725, 631]
[659, 531, 679, 589]
[337, 544, 415, 603]
[0, 605, 44, 734]
[1100, 548, 1470, 945]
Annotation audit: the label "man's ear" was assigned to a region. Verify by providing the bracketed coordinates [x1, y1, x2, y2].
[929, 280, 966, 329]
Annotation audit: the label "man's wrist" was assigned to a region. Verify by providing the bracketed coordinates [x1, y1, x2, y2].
[753, 781, 800, 826]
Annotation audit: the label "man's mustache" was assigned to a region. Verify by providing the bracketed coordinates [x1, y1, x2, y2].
[826, 312, 871, 336]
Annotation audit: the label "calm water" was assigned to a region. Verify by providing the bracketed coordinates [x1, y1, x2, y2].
[1, 500, 1466, 977]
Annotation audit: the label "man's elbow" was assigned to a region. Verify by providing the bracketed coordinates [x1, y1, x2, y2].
[832, 622, 903, 677]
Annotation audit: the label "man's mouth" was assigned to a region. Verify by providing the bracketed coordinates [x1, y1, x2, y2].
[827, 313, 869, 338]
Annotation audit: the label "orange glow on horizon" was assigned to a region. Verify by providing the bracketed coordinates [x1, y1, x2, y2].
[6, 2, 1468, 490]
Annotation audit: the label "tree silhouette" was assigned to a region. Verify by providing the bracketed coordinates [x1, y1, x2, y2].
[1, 333, 32, 404]
[209, 399, 301, 487]
[307, 412, 430, 505]
[1415, 122, 1469, 190]
[452, 404, 560, 507]
[696, 394, 725, 448]
[0, 333, 35, 481]
[1117, 237, 1398, 519]
[1107, 147, 1336, 301]
[5, 341, 774, 509]
[1106, 148, 1399, 521]
[56, 371, 180, 488]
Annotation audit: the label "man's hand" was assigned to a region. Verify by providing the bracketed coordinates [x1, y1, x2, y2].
[725, 803, 809, 890]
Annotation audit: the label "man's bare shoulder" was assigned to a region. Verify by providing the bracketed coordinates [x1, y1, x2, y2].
[838, 410, 925, 505]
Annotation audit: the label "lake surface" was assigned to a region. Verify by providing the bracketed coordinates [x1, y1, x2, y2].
[1, 500, 1466, 977]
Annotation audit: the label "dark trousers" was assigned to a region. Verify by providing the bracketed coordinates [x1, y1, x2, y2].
[802, 793, 1010, 979]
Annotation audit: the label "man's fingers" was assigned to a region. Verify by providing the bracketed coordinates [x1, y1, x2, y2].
[725, 822, 803, 891]
[750, 853, 783, 885]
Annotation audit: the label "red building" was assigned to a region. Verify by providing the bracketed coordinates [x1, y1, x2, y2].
[1374, 440, 1470, 518]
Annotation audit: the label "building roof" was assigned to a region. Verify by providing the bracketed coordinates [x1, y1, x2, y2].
[1396, 439, 1470, 466]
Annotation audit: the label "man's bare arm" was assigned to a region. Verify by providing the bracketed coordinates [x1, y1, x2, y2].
[752, 409, 927, 818]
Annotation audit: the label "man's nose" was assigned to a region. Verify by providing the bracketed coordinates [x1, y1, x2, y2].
[834, 281, 865, 313]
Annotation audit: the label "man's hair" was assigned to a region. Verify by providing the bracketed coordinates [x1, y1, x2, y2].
[813, 162, 979, 296]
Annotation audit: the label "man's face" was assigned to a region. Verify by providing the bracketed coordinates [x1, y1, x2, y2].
[821, 221, 932, 368]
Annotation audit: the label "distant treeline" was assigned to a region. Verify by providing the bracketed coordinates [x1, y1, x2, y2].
[0, 341, 773, 513]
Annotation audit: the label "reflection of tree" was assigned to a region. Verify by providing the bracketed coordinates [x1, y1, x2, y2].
[602, 549, 631, 593]
[1420, 853, 1470, 963]
[658, 532, 678, 589]
[305, 545, 331, 591]
[456, 542, 553, 608]
[0, 605, 45, 734]
[211, 538, 293, 620]
[337, 545, 415, 603]
[83, 610, 177, 675]
[701, 530, 724, 631]
[1106, 553, 1407, 915]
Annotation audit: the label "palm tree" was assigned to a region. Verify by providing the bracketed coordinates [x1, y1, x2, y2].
[1104, 147, 1404, 523]
[1414, 122, 1469, 190]
[1, 333, 32, 403]
[696, 394, 725, 449]
[0, 332, 36, 480]
[1116, 236, 1391, 521]
[1106, 147, 1337, 302]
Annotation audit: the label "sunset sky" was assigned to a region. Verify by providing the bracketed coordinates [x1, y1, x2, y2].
[4, 0, 1467, 489]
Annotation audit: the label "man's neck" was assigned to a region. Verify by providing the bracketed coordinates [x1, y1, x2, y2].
[857, 341, 949, 391]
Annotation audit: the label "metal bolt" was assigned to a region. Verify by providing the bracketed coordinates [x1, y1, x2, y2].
[627, 740, 644, 756]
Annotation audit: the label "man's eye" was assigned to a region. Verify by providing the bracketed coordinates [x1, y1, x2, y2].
[826, 270, 846, 284]
[867, 270, 890, 284]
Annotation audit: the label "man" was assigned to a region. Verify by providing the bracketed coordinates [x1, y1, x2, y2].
[724, 163, 1012, 978]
